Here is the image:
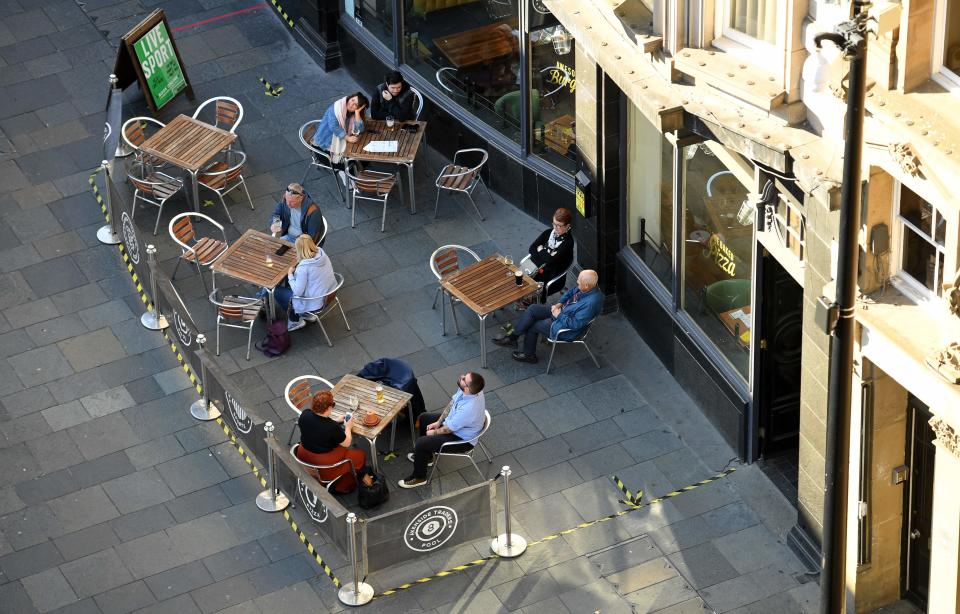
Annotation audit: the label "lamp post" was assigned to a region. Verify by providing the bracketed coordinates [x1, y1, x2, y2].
[814, 2, 870, 613]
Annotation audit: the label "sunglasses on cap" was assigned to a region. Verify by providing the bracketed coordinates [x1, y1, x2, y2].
[286, 188, 303, 196]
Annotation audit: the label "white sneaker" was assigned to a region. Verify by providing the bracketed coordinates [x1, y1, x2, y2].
[287, 319, 306, 332]
[301, 312, 318, 322]
[406, 452, 434, 466]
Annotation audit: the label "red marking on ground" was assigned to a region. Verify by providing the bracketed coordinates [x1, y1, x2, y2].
[171, 3, 268, 32]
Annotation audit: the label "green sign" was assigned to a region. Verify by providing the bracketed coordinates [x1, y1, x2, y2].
[132, 21, 186, 110]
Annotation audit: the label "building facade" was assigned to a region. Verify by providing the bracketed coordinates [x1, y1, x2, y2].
[285, 0, 960, 610]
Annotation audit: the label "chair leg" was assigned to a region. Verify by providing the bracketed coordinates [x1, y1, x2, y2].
[478, 441, 492, 463]
[171, 257, 183, 280]
[581, 340, 601, 369]
[465, 192, 485, 221]
[153, 200, 164, 236]
[433, 188, 442, 219]
[240, 178, 254, 210]
[427, 454, 440, 485]
[301, 160, 313, 185]
[195, 260, 210, 298]
[380, 198, 387, 232]
[215, 319, 221, 356]
[218, 193, 233, 224]
[545, 341, 558, 374]
[480, 177, 494, 204]
[286, 423, 299, 446]
[351, 192, 357, 228]
[131, 192, 139, 220]
[245, 323, 254, 361]
[468, 456, 484, 481]
[329, 166, 344, 201]
[449, 295, 461, 335]
[336, 300, 351, 331]
[441, 290, 447, 336]
[318, 321, 332, 347]
[431, 286, 440, 310]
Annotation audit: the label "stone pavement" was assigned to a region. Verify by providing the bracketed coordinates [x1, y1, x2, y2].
[0, 0, 820, 611]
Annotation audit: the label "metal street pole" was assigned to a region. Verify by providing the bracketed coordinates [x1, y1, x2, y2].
[815, 3, 869, 613]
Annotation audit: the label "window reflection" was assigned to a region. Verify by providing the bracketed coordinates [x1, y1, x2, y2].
[403, 0, 520, 143]
[344, 0, 393, 48]
[681, 143, 754, 378]
[946, 0, 960, 75]
[626, 104, 672, 288]
[530, 21, 577, 172]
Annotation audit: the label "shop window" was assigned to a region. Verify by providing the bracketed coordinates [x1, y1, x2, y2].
[343, 0, 393, 49]
[934, 0, 960, 90]
[625, 104, 673, 288]
[680, 142, 754, 379]
[896, 184, 947, 298]
[530, 14, 577, 173]
[402, 0, 520, 143]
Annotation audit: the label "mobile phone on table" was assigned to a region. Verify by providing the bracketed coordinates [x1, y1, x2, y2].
[402, 124, 419, 133]
[275, 245, 291, 256]
[343, 412, 353, 423]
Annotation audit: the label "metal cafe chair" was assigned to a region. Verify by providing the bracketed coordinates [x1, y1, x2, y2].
[196, 149, 255, 223]
[545, 316, 602, 375]
[298, 120, 344, 202]
[121, 116, 168, 168]
[192, 96, 243, 133]
[434, 148, 493, 221]
[169, 212, 228, 297]
[285, 375, 334, 445]
[345, 162, 398, 232]
[290, 443, 359, 493]
[520, 254, 569, 304]
[409, 86, 425, 120]
[290, 272, 351, 347]
[127, 161, 184, 236]
[208, 289, 262, 361]
[427, 410, 493, 484]
[429, 245, 480, 336]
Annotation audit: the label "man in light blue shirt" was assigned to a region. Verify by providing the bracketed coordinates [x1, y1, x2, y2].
[399, 372, 486, 488]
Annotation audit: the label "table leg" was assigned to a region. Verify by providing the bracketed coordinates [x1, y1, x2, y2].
[405, 163, 415, 214]
[407, 402, 415, 450]
[190, 170, 200, 213]
[480, 314, 487, 368]
[368, 436, 379, 473]
[267, 288, 277, 323]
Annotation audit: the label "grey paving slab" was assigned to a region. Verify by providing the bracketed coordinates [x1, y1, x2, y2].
[15, 469, 78, 505]
[67, 414, 140, 461]
[9, 344, 74, 387]
[0, 540, 64, 581]
[57, 328, 127, 372]
[22, 567, 78, 613]
[60, 548, 134, 599]
[0, 579, 42, 614]
[115, 530, 185, 581]
[102, 468, 177, 515]
[667, 541, 740, 590]
[42, 400, 91, 431]
[53, 522, 121, 561]
[70, 451, 138, 489]
[163, 485, 233, 523]
[0, 502, 58, 550]
[0, 442, 41, 489]
[155, 450, 231, 497]
[47, 485, 121, 535]
[93, 581, 157, 614]
[110, 504, 178, 543]
[604, 556, 680, 595]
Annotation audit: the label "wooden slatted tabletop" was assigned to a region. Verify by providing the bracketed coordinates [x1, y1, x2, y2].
[140, 114, 236, 172]
[212, 229, 296, 289]
[329, 374, 412, 439]
[442, 255, 539, 316]
[435, 23, 516, 68]
[344, 120, 426, 164]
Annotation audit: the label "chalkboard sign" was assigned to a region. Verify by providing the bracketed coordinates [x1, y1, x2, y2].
[114, 10, 194, 113]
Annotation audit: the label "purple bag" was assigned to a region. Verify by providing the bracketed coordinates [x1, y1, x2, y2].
[256, 320, 291, 357]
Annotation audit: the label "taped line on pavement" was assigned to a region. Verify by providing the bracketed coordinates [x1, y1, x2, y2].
[258, 76, 284, 97]
[373, 467, 737, 599]
[269, 0, 295, 28]
[611, 475, 642, 506]
[90, 167, 341, 591]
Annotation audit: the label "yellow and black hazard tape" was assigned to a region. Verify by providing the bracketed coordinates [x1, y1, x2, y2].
[611, 475, 643, 506]
[258, 77, 284, 97]
[268, 0, 295, 28]
[373, 467, 737, 598]
[89, 165, 341, 590]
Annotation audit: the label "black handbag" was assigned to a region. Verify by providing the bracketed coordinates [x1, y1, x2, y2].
[357, 467, 389, 509]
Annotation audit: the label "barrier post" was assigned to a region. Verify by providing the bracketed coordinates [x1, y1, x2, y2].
[140, 245, 169, 331]
[490, 465, 526, 557]
[256, 422, 290, 512]
[96, 159, 121, 246]
[189, 335, 222, 421]
[338, 513, 374, 606]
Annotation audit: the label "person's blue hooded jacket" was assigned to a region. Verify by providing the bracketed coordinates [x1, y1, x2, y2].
[269, 192, 326, 245]
[550, 286, 602, 341]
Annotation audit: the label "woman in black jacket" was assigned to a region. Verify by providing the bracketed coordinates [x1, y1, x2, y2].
[523, 207, 574, 306]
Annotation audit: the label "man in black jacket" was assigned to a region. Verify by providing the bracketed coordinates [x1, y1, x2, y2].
[370, 71, 416, 121]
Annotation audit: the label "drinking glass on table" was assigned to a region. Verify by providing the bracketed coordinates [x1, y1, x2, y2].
[503, 254, 513, 275]
[270, 215, 281, 237]
[385, 116, 395, 130]
[375, 384, 384, 403]
[349, 119, 363, 137]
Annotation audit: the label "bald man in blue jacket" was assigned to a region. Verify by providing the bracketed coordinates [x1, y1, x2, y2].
[494, 269, 601, 363]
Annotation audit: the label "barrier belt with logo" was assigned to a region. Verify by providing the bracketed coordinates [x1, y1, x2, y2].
[374, 467, 737, 598]
[89, 168, 342, 590]
[610, 475, 643, 506]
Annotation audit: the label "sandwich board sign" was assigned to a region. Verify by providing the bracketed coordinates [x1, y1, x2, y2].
[114, 10, 194, 112]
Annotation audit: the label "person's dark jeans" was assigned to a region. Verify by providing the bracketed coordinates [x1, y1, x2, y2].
[411, 411, 472, 479]
[272, 285, 300, 322]
[514, 303, 553, 357]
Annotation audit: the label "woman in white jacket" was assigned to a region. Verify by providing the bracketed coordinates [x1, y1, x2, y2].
[276, 235, 337, 331]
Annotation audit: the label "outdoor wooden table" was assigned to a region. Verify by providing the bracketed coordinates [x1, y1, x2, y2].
[442, 254, 540, 368]
[140, 114, 237, 212]
[211, 230, 296, 321]
[435, 22, 516, 68]
[329, 374, 414, 472]
[344, 119, 426, 214]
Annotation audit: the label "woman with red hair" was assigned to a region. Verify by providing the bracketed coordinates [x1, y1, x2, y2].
[295, 390, 366, 493]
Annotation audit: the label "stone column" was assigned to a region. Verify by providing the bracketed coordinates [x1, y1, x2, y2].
[928, 417, 960, 613]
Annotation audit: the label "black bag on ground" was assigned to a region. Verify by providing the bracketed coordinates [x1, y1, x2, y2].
[357, 467, 390, 509]
[255, 320, 291, 357]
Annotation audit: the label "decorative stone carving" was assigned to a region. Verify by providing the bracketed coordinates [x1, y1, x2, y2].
[926, 343, 960, 385]
[888, 142, 921, 176]
[930, 417, 960, 458]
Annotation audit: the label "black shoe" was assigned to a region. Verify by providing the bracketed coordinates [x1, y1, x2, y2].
[492, 335, 517, 348]
[511, 351, 538, 363]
